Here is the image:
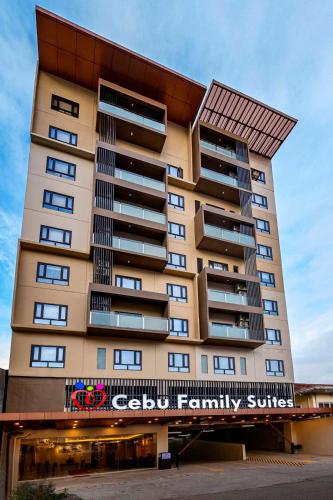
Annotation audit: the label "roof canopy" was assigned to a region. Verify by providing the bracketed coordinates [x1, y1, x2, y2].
[200, 80, 297, 158]
[36, 6, 206, 127]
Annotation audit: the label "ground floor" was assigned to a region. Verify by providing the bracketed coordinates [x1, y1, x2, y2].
[41, 453, 333, 499]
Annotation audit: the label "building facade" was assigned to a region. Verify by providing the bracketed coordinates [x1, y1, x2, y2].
[3, 6, 304, 489]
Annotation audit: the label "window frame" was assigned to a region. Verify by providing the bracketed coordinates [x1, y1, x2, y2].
[168, 222, 185, 240]
[257, 244, 273, 260]
[46, 157, 76, 180]
[97, 347, 106, 370]
[167, 252, 186, 270]
[266, 359, 285, 377]
[255, 218, 270, 234]
[201, 354, 208, 374]
[168, 352, 190, 372]
[168, 192, 185, 210]
[213, 356, 235, 375]
[113, 349, 142, 371]
[115, 275, 142, 290]
[49, 126, 78, 146]
[263, 299, 279, 316]
[33, 302, 68, 326]
[252, 193, 268, 209]
[252, 169, 266, 184]
[30, 345, 66, 368]
[39, 225, 72, 248]
[208, 260, 228, 271]
[167, 283, 188, 302]
[265, 329, 282, 345]
[258, 270, 275, 287]
[51, 94, 79, 118]
[240, 357, 247, 375]
[169, 318, 189, 337]
[43, 190, 74, 214]
[167, 164, 183, 178]
[36, 262, 70, 286]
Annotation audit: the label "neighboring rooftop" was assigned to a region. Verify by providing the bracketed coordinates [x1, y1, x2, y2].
[200, 80, 297, 158]
[295, 383, 333, 395]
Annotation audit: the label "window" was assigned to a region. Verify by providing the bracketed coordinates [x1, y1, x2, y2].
[168, 192, 184, 210]
[251, 169, 266, 184]
[208, 260, 228, 271]
[40, 226, 72, 248]
[168, 252, 186, 270]
[257, 244, 273, 260]
[33, 303, 68, 326]
[170, 318, 188, 337]
[265, 329, 282, 345]
[258, 271, 275, 287]
[51, 95, 79, 117]
[252, 193, 268, 209]
[115, 275, 141, 290]
[266, 359, 285, 377]
[240, 357, 247, 375]
[263, 299, 278, 316]
[255, 218, 270, 234]
[168, 164, 183, 178]
[233, 265, 239, 273]
[49, 126, 77, 146]
[167, 284, 187, 302]
[168, 222, 185, 240]
[30, 345, 65, 368]
[114, 350, 141, 370]
[97, 348, 106, 370]
[213, 356, 235, 375]
[197, 258, 203, 273]
[36, 263, 69, 286]
[168, 353, 189, 372]
[201, 355, 208, 374]
[43, 190, 74, 214]
[46, 157, 76, 180]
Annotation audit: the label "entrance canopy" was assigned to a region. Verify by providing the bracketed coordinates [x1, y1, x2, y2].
[1, 407, 331, 430]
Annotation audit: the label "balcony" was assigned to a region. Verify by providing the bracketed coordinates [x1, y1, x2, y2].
[98, 81, 167, 152]
[195, 205, 256, 258]
[87, 286, 169, 340]
[112, 201, 166, 224]
[197, 267, 264, 348]
[92, 214, 168, 271]
[192, 123, 251, 202]
[113, 167, 165, 192]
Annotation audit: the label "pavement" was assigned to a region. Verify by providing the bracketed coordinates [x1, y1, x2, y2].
[48, 453, 333, 499]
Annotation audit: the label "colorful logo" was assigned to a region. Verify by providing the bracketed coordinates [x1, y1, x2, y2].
[71, 382, 107, 411]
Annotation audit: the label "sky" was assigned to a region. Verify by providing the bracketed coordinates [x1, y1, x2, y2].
[0, 0, 333, 382]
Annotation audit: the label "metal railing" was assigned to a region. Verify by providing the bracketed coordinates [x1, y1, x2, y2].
[99, 101, 166, 132]
[112, 236, 167, 258]
[114, 167, 165, 192]
[204, 224, 255, 247]
[90, 311, 168, 331]
[209, 323, 249, 339]
[208, 289, 248, 305]
[113, 201, 166, 224]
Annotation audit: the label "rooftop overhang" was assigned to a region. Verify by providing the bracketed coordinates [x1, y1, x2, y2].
[35, 6, 206, 127]
[199, 80, 297, 159]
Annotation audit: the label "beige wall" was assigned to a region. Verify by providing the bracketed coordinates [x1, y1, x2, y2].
[285, 419, 333, 456]
[9, 68, 294, 387]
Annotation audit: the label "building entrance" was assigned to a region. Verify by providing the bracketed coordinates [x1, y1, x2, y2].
[18, 433, 156, 481]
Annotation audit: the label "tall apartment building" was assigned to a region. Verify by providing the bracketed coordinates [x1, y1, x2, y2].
[3, 6, 303, 487]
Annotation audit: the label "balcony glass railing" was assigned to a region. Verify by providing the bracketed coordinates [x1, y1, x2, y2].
[113, 201, 166, 224]
[200, 139, 238, 160]
[99, 101, 166, 132]
[90, 311, 168, 332]
[201, 167, 239, 188]
[204, 224, 255, 247]
[209, 323, 249, 340]
[112, 236, 167, 258]
[208, 289, 248, 305]
[114, 167, 165, 192]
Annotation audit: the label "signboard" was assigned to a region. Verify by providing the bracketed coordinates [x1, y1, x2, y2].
[67, 381, 294, 412]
